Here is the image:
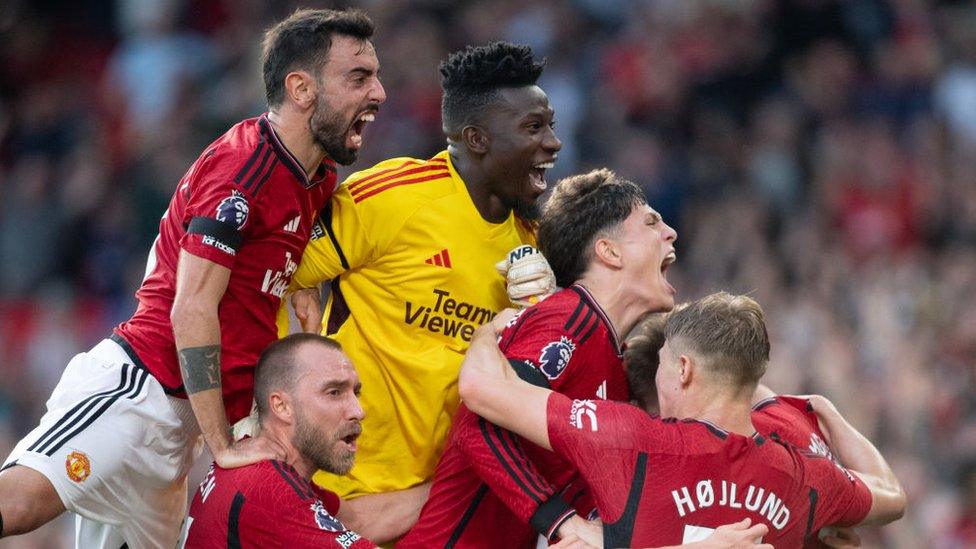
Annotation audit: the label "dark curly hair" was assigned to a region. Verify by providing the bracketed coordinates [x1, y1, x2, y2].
[439, 41, 545, 133]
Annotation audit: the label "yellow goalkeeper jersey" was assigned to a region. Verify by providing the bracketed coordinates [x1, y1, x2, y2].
[289, 150, 536, 498]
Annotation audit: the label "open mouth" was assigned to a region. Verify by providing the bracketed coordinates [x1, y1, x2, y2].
[348, 111, 376, 149]
[530, 161, 555, 193]
[341, 433, 359, 452]
[661, 250, 677, 294]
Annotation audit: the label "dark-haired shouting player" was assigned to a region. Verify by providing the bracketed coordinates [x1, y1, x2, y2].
[460, 293, 906, 547]
[0, 8, 385, 547]
[285, 42, 561, 526]
[402, 169, 679, 547]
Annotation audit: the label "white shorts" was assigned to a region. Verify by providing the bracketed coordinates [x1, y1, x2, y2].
[3, 338, 203, 549]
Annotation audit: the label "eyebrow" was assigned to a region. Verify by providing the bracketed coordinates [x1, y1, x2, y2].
[348, 66, 376, 77]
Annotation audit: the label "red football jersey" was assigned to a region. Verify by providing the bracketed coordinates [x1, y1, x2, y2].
[184, 460, 374, 548]
[547, 394, 873, 547]
[114, 115, 336, 422]
[753, 395, 837, 548]
[402, 285, 627, 548]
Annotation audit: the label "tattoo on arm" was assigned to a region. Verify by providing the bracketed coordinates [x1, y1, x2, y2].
[179, 345, 221, 394]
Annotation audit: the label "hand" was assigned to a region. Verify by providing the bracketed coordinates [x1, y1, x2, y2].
[556, 515, 603, 548]
[552, 533, 599, 549]
[291, 287, 322, 333]
[487, 308, 519, 336]
[212, 435, 285, 469]
[690, 518, 771, 548]
[819, 527, 861, 548]
[495, 245, 557, 308]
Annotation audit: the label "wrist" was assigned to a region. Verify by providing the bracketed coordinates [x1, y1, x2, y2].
[531, 494, 576, 540]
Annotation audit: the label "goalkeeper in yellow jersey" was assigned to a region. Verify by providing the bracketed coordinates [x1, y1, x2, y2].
[281, 42, 561, 536]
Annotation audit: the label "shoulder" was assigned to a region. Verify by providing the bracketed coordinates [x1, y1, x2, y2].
[230, 460, 320, 507]
[185, 117, 269, 187]
[341, 153, 456, 209]
[501, 286, 604, 352]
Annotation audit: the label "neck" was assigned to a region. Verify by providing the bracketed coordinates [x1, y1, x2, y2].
[258, 422, 315, 480]
[267, 109, 327, 176]
[448, 145, 510, 223]
[678, 386, 756, 437]
[575, 274, 650, 342]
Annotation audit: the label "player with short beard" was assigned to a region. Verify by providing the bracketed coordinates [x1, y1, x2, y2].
[0, 8, 384, 547]
[284, 42, 561, 533]
[183, 334, 376, 547]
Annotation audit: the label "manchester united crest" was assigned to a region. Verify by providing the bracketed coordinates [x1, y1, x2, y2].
[65, 451, 91, 483]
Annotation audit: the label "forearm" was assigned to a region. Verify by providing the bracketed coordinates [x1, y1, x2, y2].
[812, 398, 896, 490]
[811, 396, 905, 524]
[173, 307, 231, 455]
[339, 483, 431, 544]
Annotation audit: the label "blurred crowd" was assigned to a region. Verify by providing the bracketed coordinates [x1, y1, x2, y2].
[1, 0, 974, 546]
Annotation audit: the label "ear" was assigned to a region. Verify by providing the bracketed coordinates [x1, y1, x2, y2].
[269, 391, 294, 424]
[283, 70, 317, 110]
[593, 237, 623, 269]
[678, 354, 693, 388]
[461, 125, 489, 155]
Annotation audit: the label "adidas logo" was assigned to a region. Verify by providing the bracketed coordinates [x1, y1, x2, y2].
[283, 215, 301, 232]
[424, 249, 452, 268]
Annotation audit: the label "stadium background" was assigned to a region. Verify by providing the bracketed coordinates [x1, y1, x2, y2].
[1, 0, 974, 546]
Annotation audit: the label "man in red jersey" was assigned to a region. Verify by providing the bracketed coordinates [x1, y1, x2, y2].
[624, 314, 864, 547]
[458, 292, 906, 547]
[0, 9, 385, 547]
[402, 168, 679, 547]
[183, 333, 378, 547]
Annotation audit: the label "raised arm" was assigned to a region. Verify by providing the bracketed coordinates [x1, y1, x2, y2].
[171, 251, 282, 468]
[807, 395, 906, 525]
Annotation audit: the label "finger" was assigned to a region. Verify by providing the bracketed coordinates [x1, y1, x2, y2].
[744, 522, 768, 536]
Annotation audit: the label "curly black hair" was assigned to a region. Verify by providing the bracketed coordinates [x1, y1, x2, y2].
[439, 41, 545, 133]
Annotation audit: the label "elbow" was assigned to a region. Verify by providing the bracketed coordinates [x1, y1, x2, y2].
[170, 298, 213, 337]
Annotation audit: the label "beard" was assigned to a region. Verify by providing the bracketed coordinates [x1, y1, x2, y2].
[309, 91, 358, 166]
[504, 194, 541, 221]
[292, 408, 357, 476]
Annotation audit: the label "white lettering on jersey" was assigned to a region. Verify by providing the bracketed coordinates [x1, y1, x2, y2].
[569, 399, 598, 432]
[672, 479, 790, 530]
[261, 251, 298, 298]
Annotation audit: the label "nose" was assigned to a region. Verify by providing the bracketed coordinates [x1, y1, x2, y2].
[544, 127, 562, 153]
[663, 220, 677, 243]
[348, 395, 366, 421]
[370, 78, 387, 105]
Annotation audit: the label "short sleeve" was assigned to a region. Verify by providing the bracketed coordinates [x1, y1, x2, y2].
[500, 306, 581, 389]
[291, 183, 377, 290]
[547, 394, 652, 471]
[802, 451, 873, 530]
[179, 153, 252, 269]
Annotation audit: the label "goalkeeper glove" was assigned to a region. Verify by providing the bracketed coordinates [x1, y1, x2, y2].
[495, 245, 558, 308]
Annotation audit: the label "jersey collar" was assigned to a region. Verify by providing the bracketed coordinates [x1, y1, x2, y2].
[259, 114, 338, 190]
[570, 284, 623, 356]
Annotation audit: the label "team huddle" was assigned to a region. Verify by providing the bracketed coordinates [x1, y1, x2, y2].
[0, 8, 905, 549]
